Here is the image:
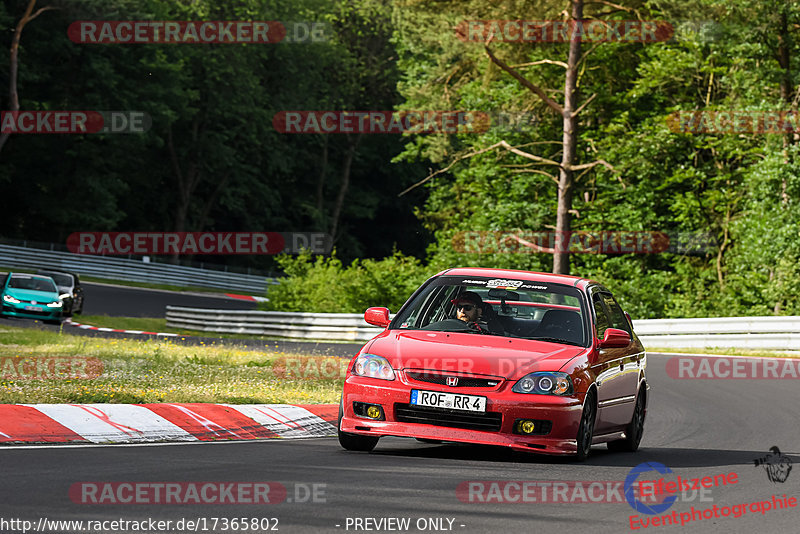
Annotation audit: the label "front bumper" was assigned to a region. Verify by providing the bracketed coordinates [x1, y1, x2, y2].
[340, 375, 585, 455]
[1, 303, 62, 321]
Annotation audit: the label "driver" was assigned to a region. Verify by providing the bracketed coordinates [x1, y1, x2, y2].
[452, 291, 486, 330]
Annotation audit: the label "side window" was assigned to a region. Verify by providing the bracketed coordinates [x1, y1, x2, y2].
[601, 293, 631, 334]
[592, 293, 610, 339]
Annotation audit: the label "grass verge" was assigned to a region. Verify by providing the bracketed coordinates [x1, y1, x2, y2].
[0, 326, 346, 404]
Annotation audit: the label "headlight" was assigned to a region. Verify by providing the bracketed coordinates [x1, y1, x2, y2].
[512, 371, 573, 395]
[352, 354, 395, 381]
[3, 295, 20, 304]
[59, 293, 71, 300]
[46, 301, 63, 308]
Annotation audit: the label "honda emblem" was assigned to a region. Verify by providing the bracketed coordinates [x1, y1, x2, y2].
[446, 376, 458, 387]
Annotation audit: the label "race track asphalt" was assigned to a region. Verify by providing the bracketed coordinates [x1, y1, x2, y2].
[1, 353, 798, 534]
[80, 282, 259, 317]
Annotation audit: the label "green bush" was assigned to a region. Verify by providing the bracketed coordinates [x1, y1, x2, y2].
[263, 251, 430, 313]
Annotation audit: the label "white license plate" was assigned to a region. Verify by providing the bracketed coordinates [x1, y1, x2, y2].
[24, 306, 40, 311]
[410, 390, 486, 412]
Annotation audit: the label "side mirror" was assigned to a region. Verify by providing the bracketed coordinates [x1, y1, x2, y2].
[598, 327, 631, 348]
[364, 307, 390, 328]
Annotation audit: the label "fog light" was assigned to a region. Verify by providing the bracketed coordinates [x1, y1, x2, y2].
[519, 420, 536, 434]
[353, 402, 385, 420]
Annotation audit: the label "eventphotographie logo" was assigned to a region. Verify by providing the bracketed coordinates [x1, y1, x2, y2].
[754, 447, 793, 483]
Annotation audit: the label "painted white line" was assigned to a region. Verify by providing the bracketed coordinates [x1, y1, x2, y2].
[65, 320, 184, 338]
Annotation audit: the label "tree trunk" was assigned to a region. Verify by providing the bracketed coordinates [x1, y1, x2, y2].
[316, 135, 329, 230]
[0, 0, 53, 155]
[553, 0, 583, 275]
[329, 133, 362, 242]
[777, 7, 793, 206]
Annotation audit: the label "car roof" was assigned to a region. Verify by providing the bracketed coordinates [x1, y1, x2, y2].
[11, 272, 52, 279]
[8, 272, 57, 284]
[37, 269, 79, 278]
[436, 267, 594, 289]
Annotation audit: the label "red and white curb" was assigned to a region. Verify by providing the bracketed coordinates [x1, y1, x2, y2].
[0, 403, 337, 444]
[225, 293, 269, 303]
[64, 319, 181, 338]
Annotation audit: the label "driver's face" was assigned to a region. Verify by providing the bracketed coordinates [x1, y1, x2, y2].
[456, 301, 481, 322]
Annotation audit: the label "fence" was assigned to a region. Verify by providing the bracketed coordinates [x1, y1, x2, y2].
[0, 244, 274, 294]
[631, 316, 800, 351]
[166, 307, 380, 341]
[165, 307, 800, 350]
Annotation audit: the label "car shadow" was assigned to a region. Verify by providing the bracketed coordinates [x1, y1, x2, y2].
[369, 440, 798, 469]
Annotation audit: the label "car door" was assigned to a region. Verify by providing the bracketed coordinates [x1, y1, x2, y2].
[590, 288, 637, 432]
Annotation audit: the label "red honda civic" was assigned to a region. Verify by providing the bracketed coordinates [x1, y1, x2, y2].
[338, 267, 648, 460]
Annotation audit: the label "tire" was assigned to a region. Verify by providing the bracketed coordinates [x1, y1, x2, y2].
[608, 387, 645, 452]
[44, 320, 62, 326]
[338, 400, 379, 452]
[575, 390, 596, 461]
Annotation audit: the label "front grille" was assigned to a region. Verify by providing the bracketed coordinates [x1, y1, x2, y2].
[3, 305, 50, 316]
[405, 371, 502, 388]
[20, 308, 51, 316]
[394, 403, 503, 432]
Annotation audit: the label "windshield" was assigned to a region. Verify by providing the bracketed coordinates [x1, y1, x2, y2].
[39, 272, 73, 287]
[392, 275, 589, 346]
[8, 275, 58, 293]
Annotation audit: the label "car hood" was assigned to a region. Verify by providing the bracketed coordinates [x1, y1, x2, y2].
[364, 330, 588, 380]
[5, 288, 59, 301]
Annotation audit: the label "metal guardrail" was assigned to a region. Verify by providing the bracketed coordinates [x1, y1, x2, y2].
[166, 307, 380, 341]
[166, 307, 800, 350]
[0, 244, 275, 294]
[631, 317, 800, 351]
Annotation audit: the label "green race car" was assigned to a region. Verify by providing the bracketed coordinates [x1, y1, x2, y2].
[0, 272, 64, 324]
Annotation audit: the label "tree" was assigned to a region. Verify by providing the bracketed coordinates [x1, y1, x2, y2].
[0, 0, 56, 154]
